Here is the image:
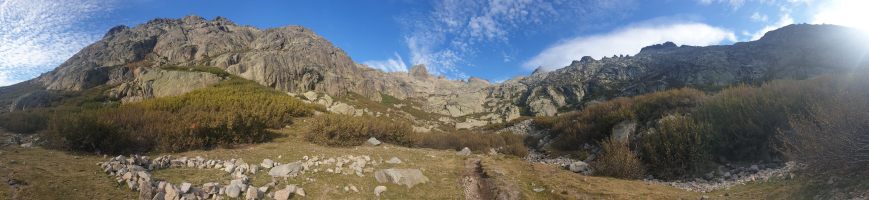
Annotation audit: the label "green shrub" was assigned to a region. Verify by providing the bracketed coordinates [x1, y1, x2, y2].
[539, 88, 705, 151]
[43, 78, 314, 154]
[695, 79, 833, 162]
[639, 115, 711, 180]
[777, 76, 869, 177]
[593, 138, 646, 179]
[0, 111, 48, 134]
[305, 114, 414, 147]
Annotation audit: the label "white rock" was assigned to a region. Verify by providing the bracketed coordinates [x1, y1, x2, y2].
[226, 184, 242, 198]
[180, 182, 192, 193]
[456, 147, 472, 156]
[268, 162, 303, 177]
[260, 159, 275, 169]
[374, 185, 387, 197]
[385, 157, 402, 164]
[367, 137, 382, 146]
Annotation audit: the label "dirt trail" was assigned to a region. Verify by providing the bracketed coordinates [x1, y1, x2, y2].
[461, 158, 494, 200]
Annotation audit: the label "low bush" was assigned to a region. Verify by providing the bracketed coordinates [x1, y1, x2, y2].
[411, 130, 528, 157]
[0, 110, 48, 134]
[43, 78, 315, 154]
[539, 88, 706, 151]
[777, 76, 869, 177]
[305, 114, 414, 147]
[593, 138, 645, 179]
[304, 114, 528, 156]
[639, 115, 711, 180]
[695, 78, 835, 162]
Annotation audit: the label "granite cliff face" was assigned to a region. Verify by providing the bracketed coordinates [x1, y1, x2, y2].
[11, 16, 869, 127]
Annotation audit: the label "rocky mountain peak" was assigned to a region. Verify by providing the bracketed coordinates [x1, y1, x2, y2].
[409, 64, 431, 78]
[531, 66, 548, 75]
[638, 41, 678, 54]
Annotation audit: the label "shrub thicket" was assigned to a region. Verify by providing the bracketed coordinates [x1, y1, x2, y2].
[695, 78, 834, 161]
[593, 138, 645, 179]
[0, 110, 48, 134]
[777, 75, 869, 177]
[639, 115, 711, 180]
[411, 130, 528, 157]
[538, 88, 706, 150]
[305, 114, 414, 147]
[43, 78, 316, 154]
[305, 114, 528, 157]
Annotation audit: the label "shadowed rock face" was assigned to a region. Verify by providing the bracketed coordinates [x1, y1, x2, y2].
[484, 24, 869, 116]
[23, 16, 869, 120]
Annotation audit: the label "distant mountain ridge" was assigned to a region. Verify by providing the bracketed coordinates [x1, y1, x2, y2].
[5, 16, 869, 129]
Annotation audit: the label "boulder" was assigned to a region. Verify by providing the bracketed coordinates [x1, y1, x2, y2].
[226, 184, 242, 198]
[180, 182, 192, 194]
[245, 186, 262, 200]
[374, 185, 387, 197]
[268, 161, 303, 177]
[273, 185, 296, 200]
[610, 121, 636, 143]
[456, 147, 472, 156]
[374, 168, 430, 188]
[367, 137, 382, 146]
[260, 159, 275, 169]
[385, 157, 402, 164]
[569, 161, 592, 175]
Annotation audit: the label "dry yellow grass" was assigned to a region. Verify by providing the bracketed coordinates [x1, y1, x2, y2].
[0, 122, 821, 200]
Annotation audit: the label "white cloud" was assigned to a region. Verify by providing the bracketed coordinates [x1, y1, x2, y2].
[698, 0, 747, 9]
[810, 0, 869, 31]
[0, 0, 117, 86]
[362, 52, 409, 72]
[398, 0, 632, 79]
[747, 13, 793, 41]
[0, 71, 17, 86]
[750, 12, 769, 22]
[523, 23, 736, 70]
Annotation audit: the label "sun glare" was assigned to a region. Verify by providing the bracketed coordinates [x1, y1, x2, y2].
[813, 0, 869, 32]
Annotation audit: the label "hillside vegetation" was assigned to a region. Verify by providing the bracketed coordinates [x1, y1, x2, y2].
[535, 72, 869, 180]
[1, 78, 320, 154]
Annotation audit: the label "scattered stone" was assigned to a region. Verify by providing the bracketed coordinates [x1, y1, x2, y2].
[295, 187, 305, 196]
[349, 185, 359, 193]
[385, 157, 402, 164]
[569, 161, 592, 175]
[226, 184, 242, 198]
[374, 185, 387, 197]
[374, 168, 430, 188]
[457, 147, 472, 156]
[268, 161, 303, 177]
[367, 137, 382, 146]
[273, 185, 295, 200]
[245, 186, 262, 200]
[261, 159, 275, 169]
[180, 182, 192, 194]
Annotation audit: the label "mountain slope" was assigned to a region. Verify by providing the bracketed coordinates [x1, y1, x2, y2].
[6, 17, 869, 128]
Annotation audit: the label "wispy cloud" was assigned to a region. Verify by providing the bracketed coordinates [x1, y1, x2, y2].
[746, 13, 793, 41]
[523, 22, 736, 70]
[0, 0, 118, 86]
[750, 12, 769, 22]
[362, 52, 409, 72]
[396, 0, 633, 79]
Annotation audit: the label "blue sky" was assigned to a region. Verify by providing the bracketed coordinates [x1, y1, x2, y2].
[0, 0, 866, 86]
